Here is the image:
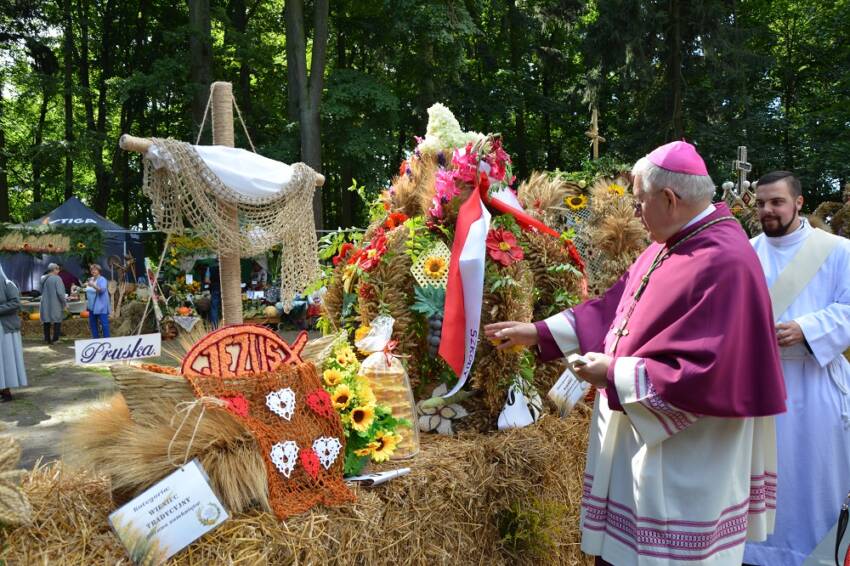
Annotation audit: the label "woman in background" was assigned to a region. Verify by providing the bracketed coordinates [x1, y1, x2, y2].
[86, 264, 111, 338]
[0, 262, 27, 402]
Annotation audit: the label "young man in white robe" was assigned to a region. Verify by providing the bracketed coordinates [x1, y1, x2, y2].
[743, 171, 850, 566]
[486, 141, 787, 566]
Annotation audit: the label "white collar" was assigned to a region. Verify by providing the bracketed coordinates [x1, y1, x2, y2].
[766, 217, 809, 248]
[682, 203, 716, 230]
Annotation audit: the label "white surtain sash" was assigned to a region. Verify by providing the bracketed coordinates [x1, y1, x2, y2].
[769, 228, 840, 321]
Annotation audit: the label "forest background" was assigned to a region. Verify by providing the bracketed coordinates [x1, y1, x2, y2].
[1, 0, 848, 229]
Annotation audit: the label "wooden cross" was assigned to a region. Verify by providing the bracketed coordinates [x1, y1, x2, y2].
[585, 107, 606, 160]
[734, 145, 752, 196]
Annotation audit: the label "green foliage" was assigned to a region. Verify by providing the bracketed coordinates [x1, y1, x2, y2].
[410, 285, 445, 318]
[497, 498, 569, 560]
[1, 0, 848, 230]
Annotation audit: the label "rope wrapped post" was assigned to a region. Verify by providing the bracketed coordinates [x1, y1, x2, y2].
[210, 82, 243, 325]
[119, 83, 328, 315]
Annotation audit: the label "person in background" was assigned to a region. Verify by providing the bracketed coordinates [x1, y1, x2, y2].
[205, 262, 221, 327]
[0, 262, 27, 402]
[57, 265, 80, 295]
[39, 263, 66, 344]
[86, 264, 111, 338]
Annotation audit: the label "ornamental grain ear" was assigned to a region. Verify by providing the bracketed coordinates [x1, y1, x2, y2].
[0, 433, 32, 527]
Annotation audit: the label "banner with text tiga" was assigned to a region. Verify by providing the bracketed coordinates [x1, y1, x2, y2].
[74, 333, 162, 365]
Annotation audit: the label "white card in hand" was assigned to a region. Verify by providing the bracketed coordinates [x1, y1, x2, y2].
[547, 368, 591, 417]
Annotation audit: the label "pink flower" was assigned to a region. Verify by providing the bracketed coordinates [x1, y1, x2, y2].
[451, 143, 480, 185]
[485, 138, 511, 182]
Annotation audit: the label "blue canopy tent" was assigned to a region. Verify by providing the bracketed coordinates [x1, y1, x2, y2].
[0, 197, 146, 292]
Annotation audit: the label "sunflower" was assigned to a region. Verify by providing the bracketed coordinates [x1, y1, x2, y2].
[608, 183, 625, 196]
[323, 368, 344, 387]
[332, 384, 353, 410]
[371, 430, 402, 463]
[356, 378, 377, 407]
[76, 242, 86, 249]
[423, 256, 448, 280]
[350, 405, 376, 433]
[565, 194, 588, 210]
[335, 347, 358, 367]
[354, 442, 378, 457]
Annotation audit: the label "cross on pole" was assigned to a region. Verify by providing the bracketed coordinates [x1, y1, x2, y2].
[585, 107, 606, 160]
[734, 146, 752, 197]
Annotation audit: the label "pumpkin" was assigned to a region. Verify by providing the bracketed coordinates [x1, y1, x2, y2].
[29, 312, 40, 321]
[176, 306, 192, 316]
[263, 305, 279, 318]
[80, 310, 90, 318]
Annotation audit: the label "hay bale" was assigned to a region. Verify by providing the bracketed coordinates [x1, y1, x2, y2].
[110, 365, 194, 419]
[16, 410, 593, 565]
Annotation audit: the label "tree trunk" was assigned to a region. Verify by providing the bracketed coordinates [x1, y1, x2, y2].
[284, 2, 299, 123]
[62, 0, 74, 200]
[667, 0, 684, 139]
[189, 0, 212, 140]
[507, 0, 528, 178]
[541, 51, 557, 170]
[32, 88, 49, 203]
[92, 0, 116, 215]
[0, 74, 8, 222]
[286, 0, 328, 228]
[228, 0, 252, 120]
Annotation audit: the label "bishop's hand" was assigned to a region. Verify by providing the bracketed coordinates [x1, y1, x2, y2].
[574, 352, 612, 388]
[484, 321, 539, 350]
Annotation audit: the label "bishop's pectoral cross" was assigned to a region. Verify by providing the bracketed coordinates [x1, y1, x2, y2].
[611, 319, 630, 354]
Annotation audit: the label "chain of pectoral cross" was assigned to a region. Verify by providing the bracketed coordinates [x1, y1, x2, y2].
[609, 216, 736, 355]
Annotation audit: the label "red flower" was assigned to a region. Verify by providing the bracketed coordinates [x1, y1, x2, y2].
[301, 449, 321, 480]
[384, 212, 408, 230]
[358, 282, 376, 300]
[306, 389, 335, 420]
[333, 242, 355, 266]
[358, 231, 388, 272]
[486, 228, 524, 267]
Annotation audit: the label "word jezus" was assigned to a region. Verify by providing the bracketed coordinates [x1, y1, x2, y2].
[75, 334, 161, 365]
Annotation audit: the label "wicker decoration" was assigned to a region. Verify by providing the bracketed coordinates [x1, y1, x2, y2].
[411, 241, 451, 289]
[180, 325, 307, 377]
[186, 364, 355, 520]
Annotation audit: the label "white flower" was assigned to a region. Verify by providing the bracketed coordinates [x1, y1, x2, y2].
[416, 383, 469, 435]
[417, 103, 484, 155]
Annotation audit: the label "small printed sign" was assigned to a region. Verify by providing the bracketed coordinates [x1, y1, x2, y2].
[74, 333, 161, 365]
[547, 368, 591, 417]
[109, 459, 228, 565]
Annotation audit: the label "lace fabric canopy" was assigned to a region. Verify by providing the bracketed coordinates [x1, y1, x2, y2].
[141, 138, 321, 311]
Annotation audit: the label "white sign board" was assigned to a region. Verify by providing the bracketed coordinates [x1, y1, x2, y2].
[109, 459, 228, 565]
[74, 333, 161, 365]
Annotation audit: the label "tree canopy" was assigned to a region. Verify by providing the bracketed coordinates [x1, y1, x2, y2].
[1, 0, 848, 228]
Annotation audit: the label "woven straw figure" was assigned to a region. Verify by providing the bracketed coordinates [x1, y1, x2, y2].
[187, 363, 354, 520]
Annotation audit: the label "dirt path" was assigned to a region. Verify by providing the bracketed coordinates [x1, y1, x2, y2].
[1, 330, 320, 468]
[1, 339, 119, 468]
